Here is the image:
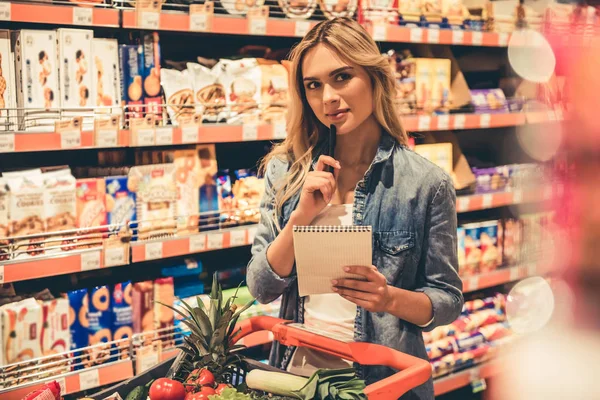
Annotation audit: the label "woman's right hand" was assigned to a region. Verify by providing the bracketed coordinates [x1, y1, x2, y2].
[294, 155, 341, 224]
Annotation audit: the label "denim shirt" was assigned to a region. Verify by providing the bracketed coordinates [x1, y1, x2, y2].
[246, 132, 464, 399]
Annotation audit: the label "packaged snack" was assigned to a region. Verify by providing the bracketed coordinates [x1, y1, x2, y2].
[12, 30, 60, 130]
[132, 281, 154, 334]
[214, 58, 261, 123]
[187, 62, 226, 123]
[0, 298, 44, 367]
[414, 143, 452, 176]
[430, 59, 451, 111]
[41, 298, 70, 356]
[57, 29, 93, 108]
[160, 68, 194, 125]
[258, 61, 289, 124]
[472, 166, 511, 193]
[153, 277, 175, 348]
[217, 171, 235, 228]
[67, 289, 89, 370]
[319, 0, 358, 18]
[92, 38, 121, 109]
[21, 381, 61, 400]
[392, 52, 417, 114]
[128, 164, 177, 240]
[462, 223, 481, 276]
[398, 0, 422, 21]
[278, 0, 318, 18]
[76, 178, 107, 229]
[197, 145, 220, 231]
[0, 30, 17, 131]
[105, 175, 136, 234]
[231, 170, 264, 224]
[415, 58, 433, 111]
[141, 33, 163, 121]
[470, 89, 509, 113]
[502, 218, 522, 265]
[457, 227, 465, 273]
[462, 293, 505, 315]
[221, 0, 266, 15]
[173, 150, 200, 234]
[442, 0, 466, 24]
[43, 169, 77, 250]
[87, 285, 113, 367]
[111, 282, 133, 360]
[479, 220, 501, 272]
[119, 44, 144, 119]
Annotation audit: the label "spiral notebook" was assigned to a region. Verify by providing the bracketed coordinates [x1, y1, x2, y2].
[293, 225, 372, 297]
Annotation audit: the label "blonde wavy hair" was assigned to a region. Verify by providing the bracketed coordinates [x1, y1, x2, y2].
[260, 18, 408, 229]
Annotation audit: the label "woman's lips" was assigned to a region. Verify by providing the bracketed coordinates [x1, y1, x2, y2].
[326, 109, 350, 122]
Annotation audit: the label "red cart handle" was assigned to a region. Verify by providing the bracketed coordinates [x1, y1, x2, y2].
[233, 316, 431, 399]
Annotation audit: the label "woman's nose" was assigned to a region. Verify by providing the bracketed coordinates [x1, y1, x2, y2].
[322, 84, 339, 105]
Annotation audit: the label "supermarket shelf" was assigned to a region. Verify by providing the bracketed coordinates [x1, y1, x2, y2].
[403, 112, 526, 132]
[1, 130, 130, 153]
[2, 2, 120, 27]
[456, 189, 545, 213]
[0, 360, 134, 400]
[462, 263, 539, 293]
[130, 225, 257, 263]
[368, 24, 510, 47]
[434, 360, 501, 396]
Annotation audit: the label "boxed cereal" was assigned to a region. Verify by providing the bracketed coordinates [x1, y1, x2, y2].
[119, 44, 144, 118]
[105, 175, 136, 234]
[430, 58, 451, 111]
[92, 38, 121, 109]
[76, 178, 107, 228]
[141, 33, 163, 121]
[68, 289, 89, 370]
[111, 281, 133, 360]
[43, 169, 77, 248]
[87, 285, 112, 367]
[132, 281, 154, 334]
[57, 29, 93, 108]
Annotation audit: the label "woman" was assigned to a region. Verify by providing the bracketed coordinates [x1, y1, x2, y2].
[247, 18, 463, 399]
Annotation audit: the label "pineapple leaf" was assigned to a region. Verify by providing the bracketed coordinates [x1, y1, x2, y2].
[180, 298, 213, 338]
[195, 295, 207, 312]
[209, 298, 219, 333]
[227, 299, 255, 338]
[178, 298, 203, 331]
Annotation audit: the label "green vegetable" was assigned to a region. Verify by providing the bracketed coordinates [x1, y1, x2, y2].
[245, 370, 307, 398]
[208, 387, 253, 400]
[125, 384, 148, 400]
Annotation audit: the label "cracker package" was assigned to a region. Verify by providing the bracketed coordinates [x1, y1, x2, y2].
[132, 281, 154, 334]
[153, 277, 174, 348]
[214, 58, 261, 123]
[141, 33, 163, 121]
[0, 298, 44, 369]
[173, 150, 200, 234]
[41, 298, 70, 369]
[76, 178, 107, 228]
[43, 169, 77, 249]
[187, 62, 226, 123]
[128, 164, 177, 240]
[160, 68, 194, 125]
[0, 30, 17, 131]
[119, 44, 144, 118]
[57, 29, 93, 108]
[92, 38, 121, 110]
[87, 285, 112, 367]
[68, 289, 89, 370]
[111, 281, 133, 360]
[12, 30, 60, 130]
[259, 61, 289, 124]
[232, 169, 264, 224]
[105, 175, 136, 234]
[197, 145, 220, 231]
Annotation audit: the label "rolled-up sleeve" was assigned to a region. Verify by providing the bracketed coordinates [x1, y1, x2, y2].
[415, 177, 464, 332]
[246, 157, 296, 304]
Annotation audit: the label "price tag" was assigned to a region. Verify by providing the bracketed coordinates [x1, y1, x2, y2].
[79, 368, 100, 391]
[105, 246, 127, 267]
[94, 116, 119, 148]
[498, 33, 509, 46]
[0, 2, 11, 21]
[81, 251, 101, 272]
[137, 129, 155, 146]
[130, 116, 155, 146]
[0, 265, 4, 284]
[410, 28, 423, 43]
[247, 226, 257, 244]
[73, 7, 93, 25]
[181, 126, 198, 143]
[457, 196, 470, 212]
[230, 230, 246, 246]
[527, 263, 537, 276]
[189, 234, 207, 253]
[56, 118, 83, 149]
[437, 115, 449, 130]
[372, 22, 387, 41]
[155, 127, 174, 145]
[509, 267, 520, 282]
[467, 276, 479, 291]
[273, 122, 287, 139]
[453, 114, 466, 129]
[0, 133, 15, 153]
[295, 20, 311, 37]
[145, 242, 163, 260]
[480, 113, 491, 128]
[428, 28, 440, 43]
[56, 378, 67, 395]
[482, 194, 493, 209]
[247, 6, 269, 35]
[137, 344, 160, 374]
[452, 29, 464, 44]
[243, 123, 258, 141]
[207, 233, 224, 250]
[190, 2, 213, 32]
[512, 190, 523, 204]
[418, 116, 431, 131]
[139, 11, 160, 29]
[472, 31, 483, 46]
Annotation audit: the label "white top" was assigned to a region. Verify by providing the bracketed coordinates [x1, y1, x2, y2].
[287, 204, 357, 376]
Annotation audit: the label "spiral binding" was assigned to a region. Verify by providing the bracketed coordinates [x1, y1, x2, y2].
[293, 226, 372, 233]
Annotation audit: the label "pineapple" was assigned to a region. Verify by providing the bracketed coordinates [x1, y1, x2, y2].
[159, 272, 254, 384]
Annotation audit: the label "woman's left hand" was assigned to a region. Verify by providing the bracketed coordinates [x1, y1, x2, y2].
[331, 265, 393, 313]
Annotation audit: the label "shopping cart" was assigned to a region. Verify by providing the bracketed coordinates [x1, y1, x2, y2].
[91, 316, 432, 400]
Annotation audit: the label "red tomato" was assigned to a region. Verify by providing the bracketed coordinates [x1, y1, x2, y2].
[198, 386, 216, 395]
[184, 391, 213, 400]
[215, 384, 229, 394]
[149, 378, 186, 400]
[187, 368, 215, 388]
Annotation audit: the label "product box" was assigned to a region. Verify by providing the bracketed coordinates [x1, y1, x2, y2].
[214, 58, 261, 124]
[76, 178, 107, 228]
[87, 285, 113, 367]
[470, 89, 509, 113]
[119, 44, 144, 118]
[0, 30, 17, 131]
[0, 298, 44, 367]
[43, 169, 77, 243]
[132, 281, 154, 334]
[111, 282, 133, 360]
[68, 289, 89, 370]
[258, 61, 289, 124]
[430, 58, 451, 111]
[141, 33, 162, 121]
[57, 29, 93, 108]
[479, 220, 501, 272]
[457, 226, 466, 272]
[92, 38, 121, 110]
[502, 218, 521, 265]
[173, 150, 200, 234]
[153, 277, 174, 348]
[415, 58, 433, 111]
[187, 62, 226, 123]
[12, 30, 60, 130]
[462, 222, 481, 276]
[197, 145, 220, 231]
[41, 298, 70, 356]
[472, 166, 511, 194]
[105, 175, 136, 234]
[414, 143, 453, 176]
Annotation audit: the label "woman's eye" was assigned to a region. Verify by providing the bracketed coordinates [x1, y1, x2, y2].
[306, 81, 320, 90]
[335, 73, 351, 82]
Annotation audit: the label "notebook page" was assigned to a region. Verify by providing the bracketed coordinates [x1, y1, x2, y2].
[293, 226, 372, 297]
